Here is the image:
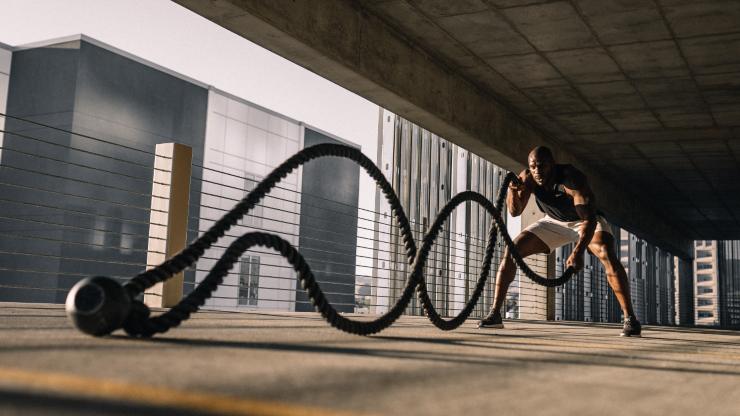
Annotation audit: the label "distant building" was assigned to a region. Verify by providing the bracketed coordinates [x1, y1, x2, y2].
[717, 241, 740, 328]
[619, 231, 675, 325]
[0, 42, 9, 164]
[554, 237, 622, 323]
[0, 35, 359, 311]
[373, 109, 508, 318]
[674, 256, 695, 326]
[0, 36, 208, 304]
[293, 127, 360, 313]
[694, 241, 719, 325]
[693, 240, 740, 328]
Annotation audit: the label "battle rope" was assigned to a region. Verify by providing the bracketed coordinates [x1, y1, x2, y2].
[65, 143, 574, 337]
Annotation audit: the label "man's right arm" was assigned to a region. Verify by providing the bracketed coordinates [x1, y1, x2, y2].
[506, 169, 532, 217]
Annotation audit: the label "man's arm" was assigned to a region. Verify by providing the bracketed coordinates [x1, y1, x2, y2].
[565, 168, 596, 271]
[506, 169, 533, 217]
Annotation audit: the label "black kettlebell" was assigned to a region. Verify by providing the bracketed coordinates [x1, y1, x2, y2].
[65, 276, 132, 336]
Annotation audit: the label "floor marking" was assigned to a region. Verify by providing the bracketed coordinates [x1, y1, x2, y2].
[0, 366, 362, 416]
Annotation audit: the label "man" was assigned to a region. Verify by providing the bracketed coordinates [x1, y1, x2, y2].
[478, 146, 641, 337]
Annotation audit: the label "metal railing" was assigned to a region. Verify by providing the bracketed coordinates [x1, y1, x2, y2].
[0, 112, 675, 326]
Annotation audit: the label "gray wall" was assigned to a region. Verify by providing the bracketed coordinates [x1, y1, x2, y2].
[0, 40, 207, 303]
[295, 128, 359, 312]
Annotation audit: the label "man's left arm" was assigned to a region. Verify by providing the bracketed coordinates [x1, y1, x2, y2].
[566, 170, 596, 271]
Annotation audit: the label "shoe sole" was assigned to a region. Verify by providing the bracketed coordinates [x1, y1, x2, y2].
[620, 333, 642, 337]
[478, 323, 504, 329]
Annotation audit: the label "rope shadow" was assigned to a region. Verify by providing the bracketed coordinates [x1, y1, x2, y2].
[142, 334, 740, 377]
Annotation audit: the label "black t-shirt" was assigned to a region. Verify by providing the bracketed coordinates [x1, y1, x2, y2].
[531, 164, 583, 222]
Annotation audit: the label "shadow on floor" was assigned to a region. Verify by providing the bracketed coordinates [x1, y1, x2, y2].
[0, 389, 214, 416]
[139, 333, 740, 377]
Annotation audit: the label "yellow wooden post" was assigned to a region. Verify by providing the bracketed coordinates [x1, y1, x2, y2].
[144, 143, 192, 308]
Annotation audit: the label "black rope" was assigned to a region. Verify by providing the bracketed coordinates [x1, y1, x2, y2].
[70, 143, 574, 337]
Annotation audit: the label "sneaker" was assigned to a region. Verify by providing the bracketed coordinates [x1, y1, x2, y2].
[478, 311, 504, 329]
[621, 316, 642, 337]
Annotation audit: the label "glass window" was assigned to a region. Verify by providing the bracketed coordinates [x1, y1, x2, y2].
[698, 286, 713, 294]
[697, 263, 712, 270]
[697, 274, 713, 282]
[696, 249, 712, 258]
[242, 174, 264, 227]
[698, 298, 713, 306]
[698, 311, 714, 318]
[238, 255, 260, 306]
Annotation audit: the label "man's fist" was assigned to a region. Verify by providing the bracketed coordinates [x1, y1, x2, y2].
[566, 252, 584, 271]
[509, 170, 530, 192]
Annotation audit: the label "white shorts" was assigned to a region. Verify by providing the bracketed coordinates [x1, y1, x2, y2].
[522, 215, 612, 253]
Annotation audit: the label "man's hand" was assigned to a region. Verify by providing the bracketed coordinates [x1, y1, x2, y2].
[509, 170, 530, 192]
[566, 251, 584, 271]
[506, 170, 532, 217]
[508, 178, 524, 192]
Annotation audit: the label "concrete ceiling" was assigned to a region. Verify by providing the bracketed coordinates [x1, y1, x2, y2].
[359, 0, 740, 240]
[172, 0, 740, 257]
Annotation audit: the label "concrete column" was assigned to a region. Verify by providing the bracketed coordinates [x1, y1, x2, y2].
[144, 143, 193, 308]
[517, 198, 555, 320]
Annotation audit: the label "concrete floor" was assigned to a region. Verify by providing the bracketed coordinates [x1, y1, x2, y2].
[1, 303, 739, 416]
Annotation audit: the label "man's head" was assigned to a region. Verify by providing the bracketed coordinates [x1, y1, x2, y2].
[528, 146, 555, 186]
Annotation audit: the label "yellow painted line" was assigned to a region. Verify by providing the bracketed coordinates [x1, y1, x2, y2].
[0, 367, 362, 416]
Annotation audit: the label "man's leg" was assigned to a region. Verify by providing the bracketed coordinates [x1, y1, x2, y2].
[587, 231, 635, 317]
[588, 231, 641, 336]
[480, 231, 549, 327]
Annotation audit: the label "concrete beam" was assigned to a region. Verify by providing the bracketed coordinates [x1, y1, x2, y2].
[173, 0, 692, 259]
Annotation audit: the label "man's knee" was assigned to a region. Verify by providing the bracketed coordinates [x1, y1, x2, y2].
[499, 248, 517, 272]
[592, 243, 620, 273]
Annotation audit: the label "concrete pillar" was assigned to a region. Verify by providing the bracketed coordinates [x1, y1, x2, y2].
[144, 143, 193, 308]
[674, 257, 695, 326]
[517, 198, 555, 320]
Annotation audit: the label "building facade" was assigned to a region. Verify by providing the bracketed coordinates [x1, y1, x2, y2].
[694, 240, 719, 325]
[620, 231, 676, 325]
[674, 256, 695, 326]
[693, 240, 740, 328]
[0, 37, 208, 304]
[554, 237, 622, 323]
[372, 110, 510, 318]
[717, 241, 740, 328]
[197, 89, 303, 311]
[0, 42, 10, 165]
[294, 128, 360, 313]
[0, 36, 359, 311]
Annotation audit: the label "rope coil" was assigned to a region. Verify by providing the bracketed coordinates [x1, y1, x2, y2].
[66, 143, 574, 337]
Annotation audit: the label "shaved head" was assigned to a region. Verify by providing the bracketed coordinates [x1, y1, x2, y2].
[528, 146, 555, 186]
[529, 146, 554, 163]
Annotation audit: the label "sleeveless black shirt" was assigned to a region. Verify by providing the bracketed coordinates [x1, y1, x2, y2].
[532, 164, 581, 222]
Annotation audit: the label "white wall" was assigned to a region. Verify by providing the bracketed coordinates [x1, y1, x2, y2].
[198, 89, 302, 311]
[0, 46, 11, 164]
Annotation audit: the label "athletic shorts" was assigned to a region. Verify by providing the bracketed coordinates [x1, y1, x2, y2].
[522, 215, 612, 253]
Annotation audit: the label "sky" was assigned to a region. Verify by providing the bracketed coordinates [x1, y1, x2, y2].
[0, 0, 381, 213]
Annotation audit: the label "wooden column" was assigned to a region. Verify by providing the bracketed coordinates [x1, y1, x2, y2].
[144, 143, 192, 308]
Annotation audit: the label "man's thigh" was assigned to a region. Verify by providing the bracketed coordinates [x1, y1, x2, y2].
[522, 218, 578, 253]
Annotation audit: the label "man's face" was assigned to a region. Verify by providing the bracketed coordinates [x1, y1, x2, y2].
[528, 154, 554, 186]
